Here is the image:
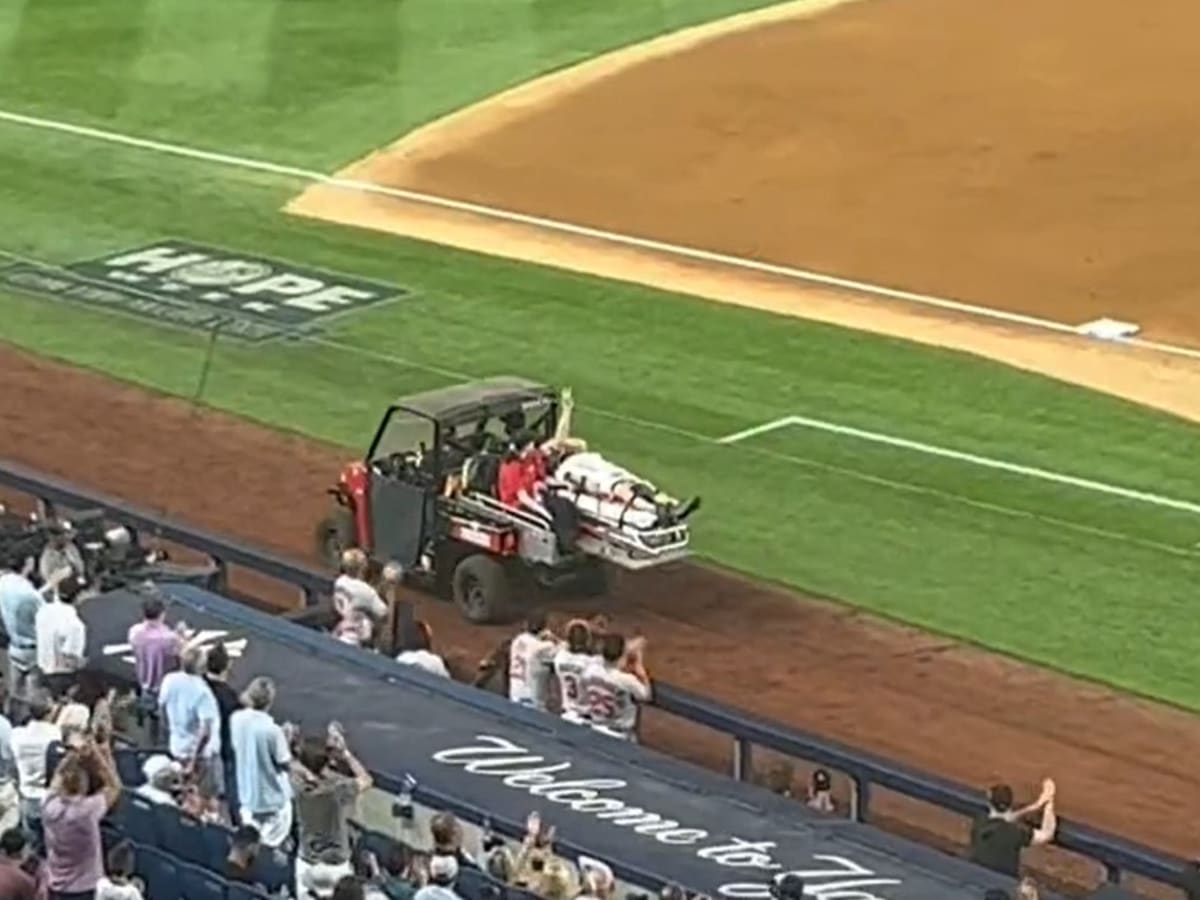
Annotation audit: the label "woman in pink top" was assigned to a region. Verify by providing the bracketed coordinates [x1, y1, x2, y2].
[42, 739, 122, 900]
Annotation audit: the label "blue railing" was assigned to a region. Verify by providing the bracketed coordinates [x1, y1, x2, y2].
[0, 457, 1186, 895]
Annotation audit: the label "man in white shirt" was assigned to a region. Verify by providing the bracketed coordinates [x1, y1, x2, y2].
[395, 621, 450, 678]
[231, 676, 296, 847]
[552, 620, 597, 724]
[582, 633, 652, 741]
[158, 645, 222, 802]
[332, 549, 390, 648]
[34, 575, 88, 698]
[9, 691, 63, 833]
[508, 612, 558, 711]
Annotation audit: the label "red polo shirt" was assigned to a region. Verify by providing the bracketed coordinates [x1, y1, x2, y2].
[498, 460, 527, 505]
[498, 455, 545, 505]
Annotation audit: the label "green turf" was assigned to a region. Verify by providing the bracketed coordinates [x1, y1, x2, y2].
[0, 0, 784, 168]
[2, 2, 1200, 709]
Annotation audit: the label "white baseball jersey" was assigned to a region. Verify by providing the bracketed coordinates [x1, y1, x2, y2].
[553, 648, 598, 722]
[508, 632, 558, 709]
[581, 659, 651, 739]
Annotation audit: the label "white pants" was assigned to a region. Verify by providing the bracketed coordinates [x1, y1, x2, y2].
[295, 855, 353, 900]
[240, 801, 293, 848]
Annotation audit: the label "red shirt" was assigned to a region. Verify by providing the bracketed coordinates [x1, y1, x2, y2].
[498, 456, 543, 505]
[498, 460, 527, 505]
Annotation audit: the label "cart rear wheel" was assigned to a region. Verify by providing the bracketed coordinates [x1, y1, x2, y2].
[452, 554, 511, 624]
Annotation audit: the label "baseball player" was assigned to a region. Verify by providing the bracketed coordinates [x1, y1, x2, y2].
[508, 611, 559, 710]
[552, 619, 599, 724]
[582, 632, 651, 741]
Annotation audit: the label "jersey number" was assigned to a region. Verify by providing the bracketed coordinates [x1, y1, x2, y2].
[586, 686, 617, 720]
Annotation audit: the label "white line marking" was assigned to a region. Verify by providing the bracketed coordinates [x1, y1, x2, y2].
[724, 414, 1200, 516]
[3, 106, 1200, 364]
[716, 417, 796, 444]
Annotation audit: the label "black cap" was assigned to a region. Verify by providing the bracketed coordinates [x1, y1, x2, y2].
[812, 768, 832, 791]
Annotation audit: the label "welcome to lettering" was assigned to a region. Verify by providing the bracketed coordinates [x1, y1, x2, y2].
[433, 736, 902, 900]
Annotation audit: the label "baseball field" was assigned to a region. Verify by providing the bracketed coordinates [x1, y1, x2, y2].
[3, 0, 1200, 867]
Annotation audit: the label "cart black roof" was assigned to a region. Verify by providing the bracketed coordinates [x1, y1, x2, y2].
[393, 377, 554, 425]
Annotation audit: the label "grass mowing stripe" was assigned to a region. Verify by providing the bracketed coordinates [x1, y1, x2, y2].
[7, 105, 1200, 367]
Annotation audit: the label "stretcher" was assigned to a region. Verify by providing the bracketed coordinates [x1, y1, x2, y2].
[454, 452, 694, 570]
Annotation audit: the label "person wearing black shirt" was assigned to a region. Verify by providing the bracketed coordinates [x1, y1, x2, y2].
[204, 643, 241, 813]
[969, 779, 1057, 877]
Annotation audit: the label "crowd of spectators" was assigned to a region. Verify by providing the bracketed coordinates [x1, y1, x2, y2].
[0, 525, 1130, 900]
[1, 532, 652, 900]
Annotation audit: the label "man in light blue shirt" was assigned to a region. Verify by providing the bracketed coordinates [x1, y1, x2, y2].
[158, 645, 222, 808]
[0, 553, 45, 705]
[230, 676, 294, 848]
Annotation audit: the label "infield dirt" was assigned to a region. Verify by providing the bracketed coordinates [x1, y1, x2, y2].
[4, 341, 1199, 883]
[292, 0, 1200, 426]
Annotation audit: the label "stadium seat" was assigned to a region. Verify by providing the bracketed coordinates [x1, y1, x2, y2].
[252, 845, 292, 894]
[227, 884, 276, 900]
[456, 863, 488, 900]
[157, 804, 208, 865]
[354, 826, 397, 864]
[201, 821, 233, 871]
[114, 747, 147, 786]
[121, 794, 161, 846]
[179, 861, 228, 900]
[137, 845, 182, 900]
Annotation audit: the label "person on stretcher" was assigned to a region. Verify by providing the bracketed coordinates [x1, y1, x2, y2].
[496, 389, 699, 531]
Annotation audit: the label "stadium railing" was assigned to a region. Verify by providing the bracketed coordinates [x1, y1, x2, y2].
[0, 457, 1186, 893]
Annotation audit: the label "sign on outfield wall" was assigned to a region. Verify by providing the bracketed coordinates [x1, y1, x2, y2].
[0, 240, 411, 342]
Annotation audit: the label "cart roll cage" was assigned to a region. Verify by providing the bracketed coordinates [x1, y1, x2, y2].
[366, 377, 559, 467]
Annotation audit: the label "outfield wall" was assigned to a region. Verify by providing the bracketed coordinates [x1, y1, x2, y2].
[0, 457, 1185, 898]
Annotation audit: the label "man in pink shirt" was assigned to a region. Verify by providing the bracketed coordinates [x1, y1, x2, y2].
[128, 595, 182, 741]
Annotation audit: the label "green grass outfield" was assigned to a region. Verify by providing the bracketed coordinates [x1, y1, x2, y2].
[3, 1, 1200, 708]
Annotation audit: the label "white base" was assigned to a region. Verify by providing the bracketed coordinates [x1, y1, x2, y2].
[1076, 317, 1140, 340]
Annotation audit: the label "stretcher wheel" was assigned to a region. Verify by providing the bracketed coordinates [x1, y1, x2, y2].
[452, 553, 511, 624]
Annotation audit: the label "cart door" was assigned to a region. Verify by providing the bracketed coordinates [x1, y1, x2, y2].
[366, 408, 437, 568]
[369, 478, 431, 568]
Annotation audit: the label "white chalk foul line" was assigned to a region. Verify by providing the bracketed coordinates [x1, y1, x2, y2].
[3, 105, 1200, 364]
[720, 414, 1200, 516]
